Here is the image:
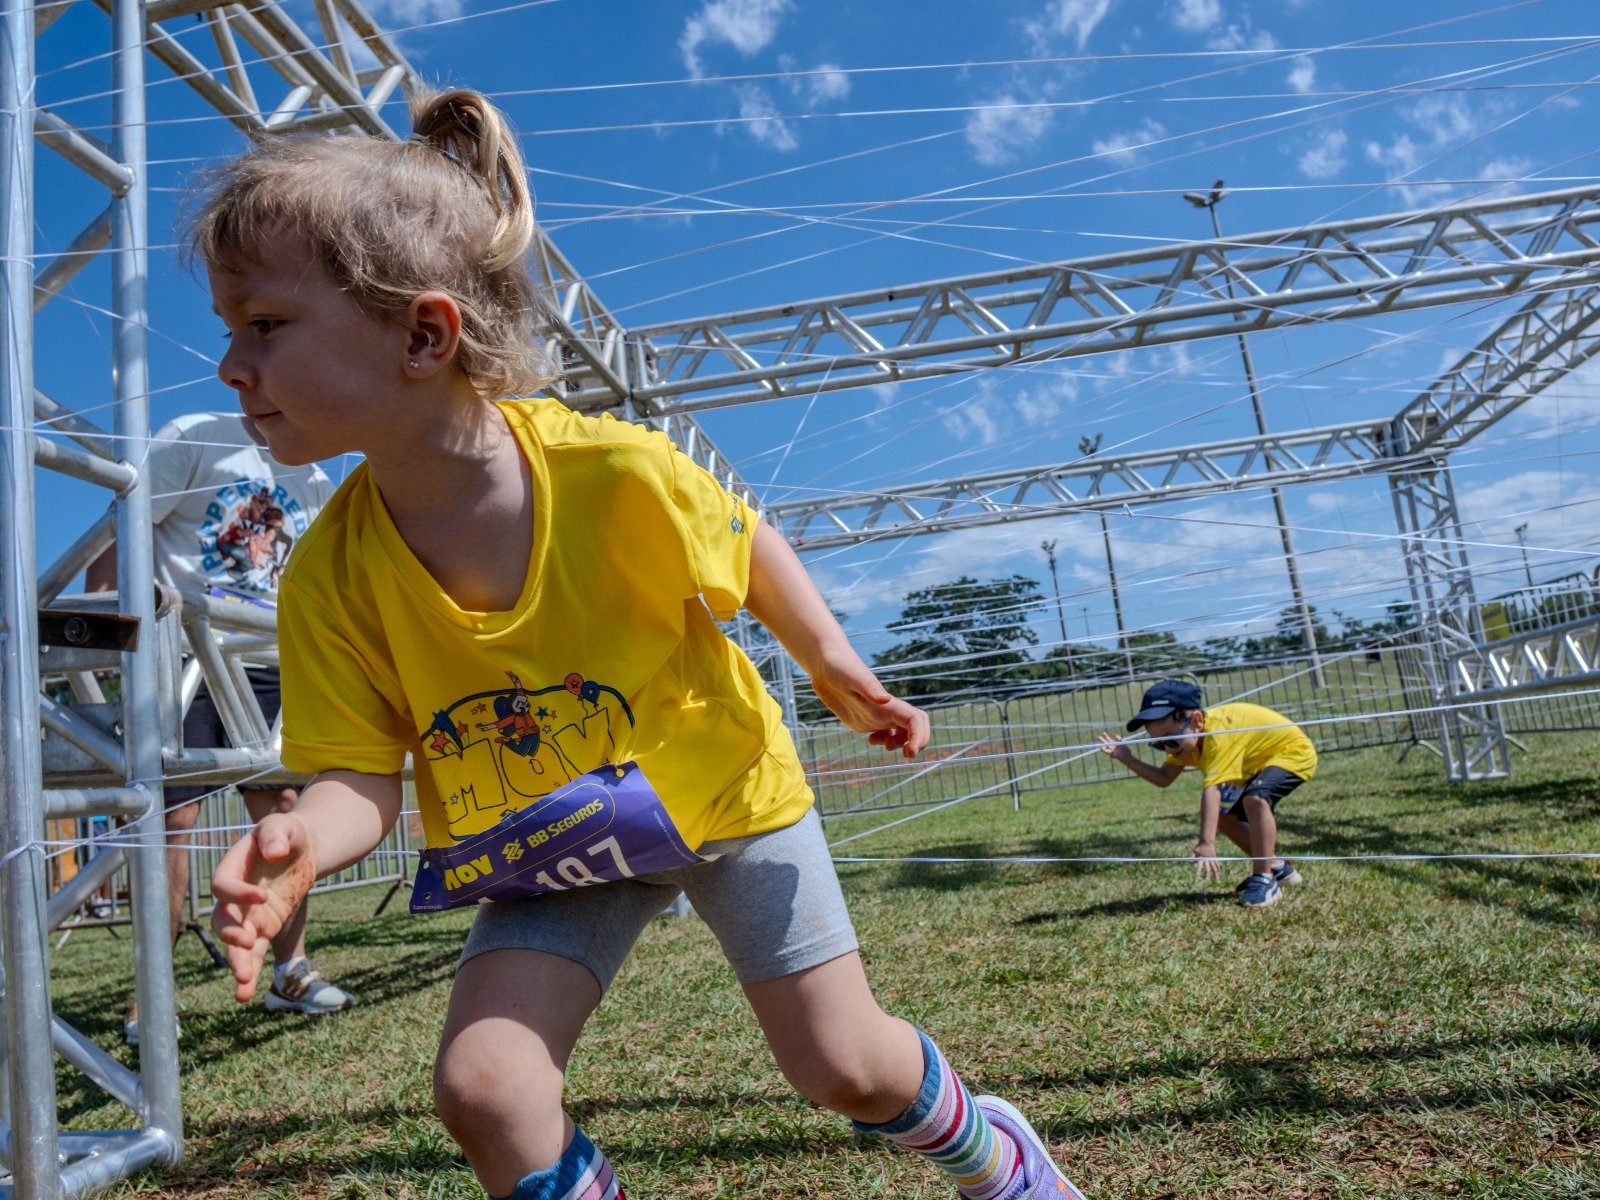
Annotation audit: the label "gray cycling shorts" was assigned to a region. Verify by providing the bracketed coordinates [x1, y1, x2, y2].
[458, 806, 857, 993]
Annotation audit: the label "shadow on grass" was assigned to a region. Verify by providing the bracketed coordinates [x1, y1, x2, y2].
[862, 829, 1197, 894]
[96, 1021, 1598, 1194]
[50, 910, 470, 1125]
[1018, 889, 1232, 922]
[1002, 1020, 1597, 1097]
[1286, 810, 1599, 931]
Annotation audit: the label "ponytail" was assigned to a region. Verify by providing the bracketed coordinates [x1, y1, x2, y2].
[409, 89, 536, 275]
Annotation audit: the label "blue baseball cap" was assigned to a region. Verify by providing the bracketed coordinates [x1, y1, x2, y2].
[1125, 678, 1202, 731]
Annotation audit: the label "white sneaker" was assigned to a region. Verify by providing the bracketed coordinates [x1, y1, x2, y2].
[123, 1011, 180, 1047]
[264, 957, 355, 1015]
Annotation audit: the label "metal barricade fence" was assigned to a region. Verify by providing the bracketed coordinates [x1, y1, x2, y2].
[52, 784, 419, 941]
[802, 647, 1479, 820]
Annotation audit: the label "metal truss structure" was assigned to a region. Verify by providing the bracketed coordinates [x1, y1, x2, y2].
[751, 275, 1600, 781]
[563, 185, 1600, 414]
[1457, 611, 1600, 700]
[5, 0, 1600, 1195]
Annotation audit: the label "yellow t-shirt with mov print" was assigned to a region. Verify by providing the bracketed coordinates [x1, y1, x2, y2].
[276, 399, 813, 860]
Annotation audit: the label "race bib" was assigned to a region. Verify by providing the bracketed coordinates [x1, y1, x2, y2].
[409, 761, 699, 913]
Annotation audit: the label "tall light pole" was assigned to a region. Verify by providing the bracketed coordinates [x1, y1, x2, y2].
[1081, 434, 1135, 681]
[1514, 522, 1534, 589]
[1184, 181, 1326, 686]
[1041, 538, 1072, 673]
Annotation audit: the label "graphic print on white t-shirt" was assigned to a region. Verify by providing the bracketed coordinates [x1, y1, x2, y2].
[197, 478, 314, 600]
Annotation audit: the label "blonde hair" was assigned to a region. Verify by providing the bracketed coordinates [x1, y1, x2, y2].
[189, 89, 557, 399]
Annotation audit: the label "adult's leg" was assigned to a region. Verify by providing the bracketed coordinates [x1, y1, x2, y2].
[433, 948, 602, 1197]
[163, 795, 202, 946]
[240, 784, 305, 963]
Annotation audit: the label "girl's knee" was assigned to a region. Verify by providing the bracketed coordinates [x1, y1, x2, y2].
[773, 1027, 917, 1118]
[432, 1038, 561, 1142]
[783, 1053, 888, 1114]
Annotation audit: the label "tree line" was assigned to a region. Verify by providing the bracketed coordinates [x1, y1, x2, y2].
[855, 574, 1418, 706]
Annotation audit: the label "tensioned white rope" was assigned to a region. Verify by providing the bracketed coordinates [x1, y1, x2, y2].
[833, 851, 1600, 866]
[822, 683, 1600, 850]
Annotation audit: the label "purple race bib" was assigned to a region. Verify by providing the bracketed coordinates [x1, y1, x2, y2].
[409, 761, 699, 913]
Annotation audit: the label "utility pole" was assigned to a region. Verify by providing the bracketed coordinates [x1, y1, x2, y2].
[1041, 538, 1072, 674]
[1099, 512, 1136, 682]
[1080, 434, 1135, 682]
[1184, 181, 1326, 686]
[1513, 522, 1534, 589]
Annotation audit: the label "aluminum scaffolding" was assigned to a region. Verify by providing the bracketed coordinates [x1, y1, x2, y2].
[6, 0, 1600, 1193]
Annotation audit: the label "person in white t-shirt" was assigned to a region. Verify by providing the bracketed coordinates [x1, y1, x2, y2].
[88, 410, 354, 1043]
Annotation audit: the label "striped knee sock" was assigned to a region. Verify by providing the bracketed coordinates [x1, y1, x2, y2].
[498, 1125, 625, 1200]
[853, 1030, 1023, 1200]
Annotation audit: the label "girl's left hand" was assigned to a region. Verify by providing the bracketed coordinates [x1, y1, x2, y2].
[812, 659, 930, 758]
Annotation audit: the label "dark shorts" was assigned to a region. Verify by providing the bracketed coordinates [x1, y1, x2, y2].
[166, 667, 282, 805]
[1218, 766, 1305, 822]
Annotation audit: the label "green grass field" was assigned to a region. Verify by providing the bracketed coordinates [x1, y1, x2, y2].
[51, 733, 1600, 1198]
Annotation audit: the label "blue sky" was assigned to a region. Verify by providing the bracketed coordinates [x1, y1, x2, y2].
[28, 0, 1600, 664]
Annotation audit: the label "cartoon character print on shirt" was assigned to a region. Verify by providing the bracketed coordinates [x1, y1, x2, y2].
[420, 669, 635, 841]
[198, 479, 312, 598]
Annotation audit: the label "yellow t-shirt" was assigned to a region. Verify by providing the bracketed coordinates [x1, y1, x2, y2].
[1164, 701, 1318, 787]
[276, 399, 813, 852]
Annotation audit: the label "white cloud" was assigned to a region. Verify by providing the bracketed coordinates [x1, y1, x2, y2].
[940, 379, 1078, 446]
[1030, 0, 1115, 50]
[1170, 0, 1223, 33]
[941, 399, 1003, 446]
[805, 64, 850, 105]
[965, 94, 1054, 166]
[732, 84, 797, 150]
[1478, 155, 1533, 195]
[1364, 132, 1422, 182]
[1455, 470, 1600, 582]
[1363, 95, 1483, 206]
[1287, 55, 1315, 94]
[1499, 357, 1600, 439]
[363, 0, 464, 22]
[1409, 94, 1478, 142]
[780, 57, 849, 108]
[1208, 21, 1278, 52]
[1297, 128, 1347, 180]
[680, 0, 791, 78]
[1092, 118, 1166, 164]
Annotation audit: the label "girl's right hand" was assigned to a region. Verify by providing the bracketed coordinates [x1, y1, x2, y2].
[210, 813, 316, 1003]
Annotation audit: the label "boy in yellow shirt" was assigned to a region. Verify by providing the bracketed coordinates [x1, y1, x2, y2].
[1099, 679, 1317, 907]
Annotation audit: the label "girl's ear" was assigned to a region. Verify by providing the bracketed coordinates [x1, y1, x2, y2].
[403, 291, 462, 377]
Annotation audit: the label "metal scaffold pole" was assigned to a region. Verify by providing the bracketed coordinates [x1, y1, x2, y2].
[111, 0, 185, 1156]
[1, 0, 63, 1191]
